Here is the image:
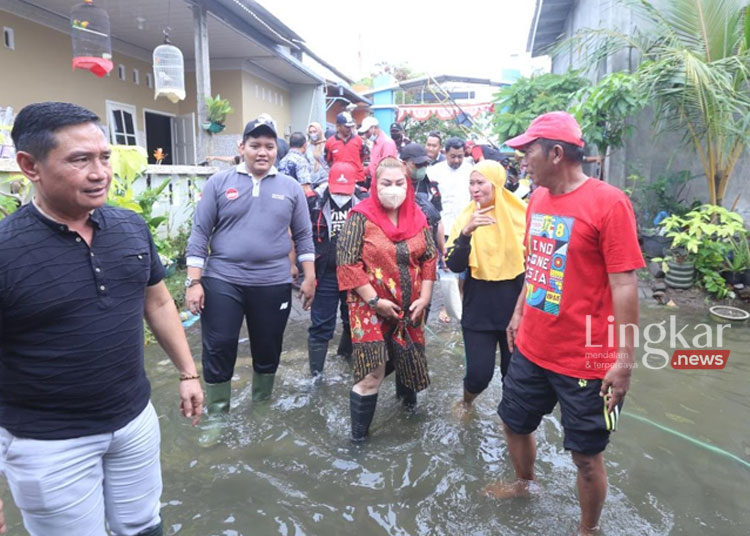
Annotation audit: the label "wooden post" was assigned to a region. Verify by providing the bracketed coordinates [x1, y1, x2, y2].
[193, 3, 211, 162]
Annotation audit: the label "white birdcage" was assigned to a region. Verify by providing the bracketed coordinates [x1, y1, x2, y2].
[153, 42, 185, 103]
[70, 0, 112, 77]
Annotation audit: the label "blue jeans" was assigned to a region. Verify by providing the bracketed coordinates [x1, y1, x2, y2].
[308, 270, 349, 343]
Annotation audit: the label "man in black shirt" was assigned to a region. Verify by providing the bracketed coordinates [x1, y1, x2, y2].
[400, 143, 444, 253]
[0, 102, 202, 536]
[390, 122, 411, 156]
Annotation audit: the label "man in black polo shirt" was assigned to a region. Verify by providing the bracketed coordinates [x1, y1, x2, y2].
[0, 102, 203, 536]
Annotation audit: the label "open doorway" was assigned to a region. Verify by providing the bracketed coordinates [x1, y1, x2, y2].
[144, 110, 174, 165]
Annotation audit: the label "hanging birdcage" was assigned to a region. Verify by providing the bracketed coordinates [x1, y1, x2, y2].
[70, 0, 113, 77]
[153, 38, 185, 103]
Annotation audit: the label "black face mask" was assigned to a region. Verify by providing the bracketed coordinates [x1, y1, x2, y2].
[392, 132, 402, 143]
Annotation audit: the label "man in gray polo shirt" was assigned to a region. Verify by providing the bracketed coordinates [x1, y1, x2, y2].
[185, 117, 315, 416]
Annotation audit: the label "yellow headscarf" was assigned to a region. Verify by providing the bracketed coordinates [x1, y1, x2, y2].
[445, 160, 527, 281]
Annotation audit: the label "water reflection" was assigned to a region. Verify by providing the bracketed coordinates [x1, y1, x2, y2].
[2, 303, 748, 534]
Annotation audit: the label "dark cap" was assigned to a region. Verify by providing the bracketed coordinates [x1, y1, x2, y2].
[390, 122, 404, 132]
[336, 111, 355, 127]
[400, 142, 430, 165]
[243, 116, 277, 139]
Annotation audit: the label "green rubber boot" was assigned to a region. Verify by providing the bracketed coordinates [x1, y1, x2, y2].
[199, 381, 231, 447]
[205, 381, 231, 416]
[252, 372, 276, 401]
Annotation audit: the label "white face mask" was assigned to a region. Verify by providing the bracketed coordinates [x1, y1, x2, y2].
[378, 185, 407, 210]
[330, 194, 351, 207]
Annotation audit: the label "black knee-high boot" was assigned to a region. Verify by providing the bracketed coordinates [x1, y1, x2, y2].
[308, 339, 329, 376]
[337, 324, 353, 359]
[350, 391, 378, 442]
[395, 375, 417, 408]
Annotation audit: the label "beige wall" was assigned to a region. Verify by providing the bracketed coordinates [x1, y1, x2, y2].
[1, 10, 294, 149]
[241, 71, 290, 136]
[181, 69, 291, 138]
[0, 11, 179, 135]
[181, 69, 245, 134]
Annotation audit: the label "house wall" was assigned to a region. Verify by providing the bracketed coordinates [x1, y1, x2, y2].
[240, 70, 290, 137]
[326, 100, 347, 126]
[289, 83, 325, 135]
[0, 10, 179, 142]
[545, 0, 750, 221]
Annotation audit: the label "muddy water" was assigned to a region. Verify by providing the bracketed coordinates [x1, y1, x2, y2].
[2, 301, 749, 535]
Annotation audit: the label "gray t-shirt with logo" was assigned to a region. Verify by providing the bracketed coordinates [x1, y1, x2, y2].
[186, 164, 314, 286]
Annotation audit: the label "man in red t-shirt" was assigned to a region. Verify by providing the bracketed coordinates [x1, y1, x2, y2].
[324, 112, 368, 185]
[487, 112, 645, 536]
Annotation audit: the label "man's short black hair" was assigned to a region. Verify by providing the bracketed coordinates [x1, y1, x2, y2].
[289, 131, 306, 148]
[444, 137, 465, 152]
[11, 102, 101, 160]
[427, 131, 442, 144]
[537, 138, 585, 163]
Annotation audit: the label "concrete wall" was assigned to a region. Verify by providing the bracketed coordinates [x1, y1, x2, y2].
[546, 0, 750, 221]
[289, 83, 325, 135]
[240, 70, 290, 137]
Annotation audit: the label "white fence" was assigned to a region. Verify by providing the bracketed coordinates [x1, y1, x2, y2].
[0, 161, 218, 237]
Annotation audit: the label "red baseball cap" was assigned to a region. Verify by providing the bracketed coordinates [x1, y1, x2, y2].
[328, 162, 357, 195]
[504, 111, 584, 149]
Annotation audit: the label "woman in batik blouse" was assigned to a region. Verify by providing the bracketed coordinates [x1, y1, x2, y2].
[337, 156, 437, 442]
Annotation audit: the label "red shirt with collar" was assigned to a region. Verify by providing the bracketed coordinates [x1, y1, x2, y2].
[325, 134, 366, 183]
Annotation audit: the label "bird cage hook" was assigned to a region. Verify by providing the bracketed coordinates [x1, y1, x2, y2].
[162, 26, 172, 45]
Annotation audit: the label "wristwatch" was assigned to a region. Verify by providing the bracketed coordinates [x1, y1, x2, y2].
[185, 276, 201, 288]
[367, 295, 380, 309]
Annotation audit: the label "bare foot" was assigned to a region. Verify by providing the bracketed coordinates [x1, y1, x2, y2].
[452, 399, 474, 422]
[575, 524, 601, 536]
[438, 308, 451, 324]
[482, 479, 533, 499]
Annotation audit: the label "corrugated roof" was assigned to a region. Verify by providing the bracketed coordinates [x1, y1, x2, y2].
[527, 0, 575, 57]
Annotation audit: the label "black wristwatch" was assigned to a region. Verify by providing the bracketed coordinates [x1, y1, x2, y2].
[367, 296, 380, 309]
[185, 277, 201, 288]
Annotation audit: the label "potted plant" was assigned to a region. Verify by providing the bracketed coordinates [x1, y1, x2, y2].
[661, 247, 695, 290]
[202, 94, 233, 133]
[658, 205, 747, 298]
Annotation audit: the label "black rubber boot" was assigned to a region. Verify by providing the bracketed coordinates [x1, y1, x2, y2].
[136, 519, 163, 536]
[395, 375, 417, 408]
[308, 339, 329, 377]
[350, 391, 378, 442]
[336, 324, 353, 360]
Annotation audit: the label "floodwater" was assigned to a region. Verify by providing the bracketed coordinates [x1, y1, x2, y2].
[2, 300, 749, 535]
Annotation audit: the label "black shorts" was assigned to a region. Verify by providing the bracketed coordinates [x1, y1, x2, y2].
[498, 349, 622, 455]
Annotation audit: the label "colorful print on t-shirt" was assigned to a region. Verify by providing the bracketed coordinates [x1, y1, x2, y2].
[525, 213, 575, 316]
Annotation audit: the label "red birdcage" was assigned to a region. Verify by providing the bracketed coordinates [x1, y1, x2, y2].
[71, 0, 113, 77]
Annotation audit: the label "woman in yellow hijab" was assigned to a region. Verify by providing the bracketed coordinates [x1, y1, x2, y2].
[444, 159, 527, 415]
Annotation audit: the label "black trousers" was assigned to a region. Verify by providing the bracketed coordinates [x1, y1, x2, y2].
[201, 276, 292, 383]
[462, 328, 511, 395]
